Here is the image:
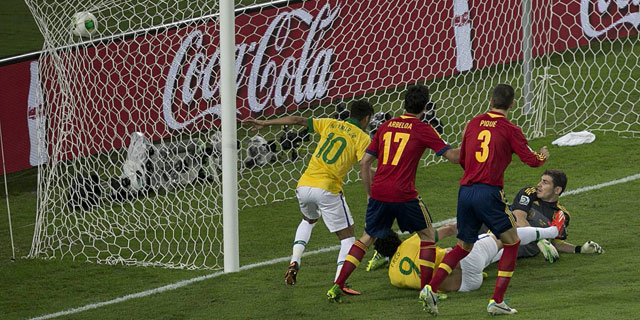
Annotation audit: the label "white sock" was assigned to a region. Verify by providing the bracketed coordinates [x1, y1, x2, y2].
[516, 226, 558, 245]
[291, 220, 316, 266]
[536, 226, 559, 240]
[335, 237, 355, 282]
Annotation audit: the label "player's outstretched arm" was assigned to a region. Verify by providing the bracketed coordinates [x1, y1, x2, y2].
[553, 240, 604, 254]
[510, 126, 548, 167]
[552, 240, 575, 253]
[436, 222, 457, 241]
[442, 147, 460, 164]
[243, 116, 307, 130]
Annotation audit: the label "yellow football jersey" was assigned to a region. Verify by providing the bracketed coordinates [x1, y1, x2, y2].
[388, 234, 447, 290]
[297, 118, 370, 194]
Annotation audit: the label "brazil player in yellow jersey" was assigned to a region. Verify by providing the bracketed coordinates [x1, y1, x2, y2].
[244, 100, 374, 292]
[373, 221, 564, 293]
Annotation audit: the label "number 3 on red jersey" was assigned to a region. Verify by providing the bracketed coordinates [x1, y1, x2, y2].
[382, 132, 410, 165]
[475, 130, 491, 163]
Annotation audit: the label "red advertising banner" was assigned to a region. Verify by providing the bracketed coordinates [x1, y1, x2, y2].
[0, 60, 37, 174]
[1, 0, 637, 174]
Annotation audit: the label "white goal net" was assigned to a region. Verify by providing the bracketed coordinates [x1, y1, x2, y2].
[25, 0, 639, 269]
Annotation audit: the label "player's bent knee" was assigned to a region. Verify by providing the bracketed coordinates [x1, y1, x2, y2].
[303, 216, 318, 224]
[457, 239, 474, 251]
[498, 228, 520, 244]
[335, 226, 355, 240]
[416, 227, 436, 242]
[359, 232, 376, 248]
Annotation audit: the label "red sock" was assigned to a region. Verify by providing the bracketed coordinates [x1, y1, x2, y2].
[429, 244, 470, 292]
[492, 240, 520, 303]
[419, 241, 436, 289]
[334, 240, 368, 288]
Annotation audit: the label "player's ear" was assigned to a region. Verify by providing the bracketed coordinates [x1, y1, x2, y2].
[553, 185, 563, 196]
[361, 115, 371, 128]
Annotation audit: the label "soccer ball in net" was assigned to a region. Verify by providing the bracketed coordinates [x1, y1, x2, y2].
[71, 11, 98, 38]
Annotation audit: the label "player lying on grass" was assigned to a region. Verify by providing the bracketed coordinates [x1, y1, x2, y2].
[368, 216, 565, 293]
[511, 169, 604, 262]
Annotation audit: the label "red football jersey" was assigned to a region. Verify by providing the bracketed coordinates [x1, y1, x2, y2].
[459, 111, 546, 188]
[367, 114, 451, 202]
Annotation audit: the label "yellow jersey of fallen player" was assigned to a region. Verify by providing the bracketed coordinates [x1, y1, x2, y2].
[297, 118, 370, 194]
[388, 234, 448, 290]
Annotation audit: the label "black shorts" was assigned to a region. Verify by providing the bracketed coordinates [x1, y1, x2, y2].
[364, 197, 433, 239]
[456, 184, 516, 243]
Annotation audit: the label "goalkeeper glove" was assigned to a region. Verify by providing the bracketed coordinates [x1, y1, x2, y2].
[577, 240, 604, 254]
[537, 239, 560, 263]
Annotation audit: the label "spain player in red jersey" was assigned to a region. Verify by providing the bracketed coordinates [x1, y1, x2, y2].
[421, 84, 550, 316]
[327, 85, 460, 302]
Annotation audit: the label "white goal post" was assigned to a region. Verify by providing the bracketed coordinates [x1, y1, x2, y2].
[220, 0, 240, 273]
[24, 0, 639, 270]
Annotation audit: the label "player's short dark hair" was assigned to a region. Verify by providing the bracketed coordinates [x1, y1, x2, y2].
[543, 169, 568, 195]
[349, 99, 374, 120]
[491, 84, 515, 110]
[404, 85, 430, 114]
[374, 230, 402, 258]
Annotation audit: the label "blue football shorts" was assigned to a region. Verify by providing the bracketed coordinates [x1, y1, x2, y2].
[364, 197, 433, 239]
[456, 184, 517, 244]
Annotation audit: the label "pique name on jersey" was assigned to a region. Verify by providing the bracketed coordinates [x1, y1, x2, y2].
[387, 121, 413, 129]
[479, 120, 498, 127]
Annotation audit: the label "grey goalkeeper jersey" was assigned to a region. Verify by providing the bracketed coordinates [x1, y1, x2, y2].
[510, 186, 571, 258]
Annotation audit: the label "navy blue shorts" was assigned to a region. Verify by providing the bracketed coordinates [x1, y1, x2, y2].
[456, 184, 516, 244]
[364, 197, 433, 239]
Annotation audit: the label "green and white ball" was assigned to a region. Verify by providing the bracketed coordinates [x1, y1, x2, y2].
[71, 11, 97, 38]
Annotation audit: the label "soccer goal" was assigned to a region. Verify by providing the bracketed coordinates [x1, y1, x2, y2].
[25, 0, 639, 270]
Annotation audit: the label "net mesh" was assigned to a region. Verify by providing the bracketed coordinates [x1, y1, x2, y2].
[25, 0, 639, 269]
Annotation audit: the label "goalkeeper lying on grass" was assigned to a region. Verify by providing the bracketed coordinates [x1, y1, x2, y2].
[511, 169, 604, 263]
[367, 217, 567, 293]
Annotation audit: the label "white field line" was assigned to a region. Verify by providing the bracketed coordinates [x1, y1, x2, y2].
[560, 173, 640, 197]
[29, 173, 640, 320]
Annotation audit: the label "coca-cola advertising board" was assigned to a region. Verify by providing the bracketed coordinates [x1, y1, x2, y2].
[0, 0, 637, 174]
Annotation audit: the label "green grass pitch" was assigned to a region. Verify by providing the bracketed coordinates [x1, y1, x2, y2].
[1, 0, 639, 318]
